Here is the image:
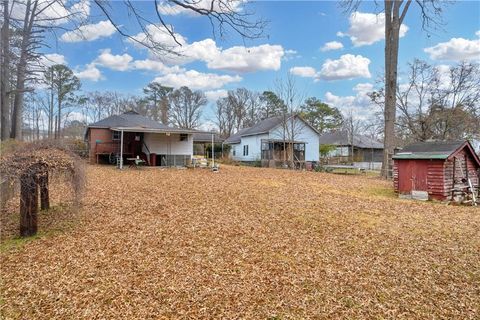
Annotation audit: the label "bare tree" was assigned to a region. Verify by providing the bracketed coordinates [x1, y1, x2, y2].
[342, 0, 447, 178]
[371, 60, 480, 143]
[169, 86, 206, 129]
[273, 74, 306, 168]
[215, 96, 236, 137]
[227, 88, 251, 131]
[2, 0, 264, 141]
[93, 0, 265, 57]
[1, 0, 10, 140]
[342, 110, 364, 163]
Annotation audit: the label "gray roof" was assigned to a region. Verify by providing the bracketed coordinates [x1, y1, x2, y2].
[319, 131, 383, 149]
[192, 131, 225, 143]
[224, 115, 318, 144]
[88, 111, 193, 133]
[224, 127, 251, 144]
[392, 140, 466, 160]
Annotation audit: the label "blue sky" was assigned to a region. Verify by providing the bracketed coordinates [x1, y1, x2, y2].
[41, 0, 480, 124]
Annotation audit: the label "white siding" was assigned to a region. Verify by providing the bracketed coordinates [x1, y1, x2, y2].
[230, 133, 268, 161]
[268, 118, 319, 162]
[229, 143, 240, 159]
[143, 132, 193, 156]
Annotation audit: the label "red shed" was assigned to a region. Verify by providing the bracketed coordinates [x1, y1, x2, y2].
[393, 140, 480, 202]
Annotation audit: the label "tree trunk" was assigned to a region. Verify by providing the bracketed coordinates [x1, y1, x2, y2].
[0, 0, 10, 140]
[38, 170, 49, 210]
[382, 1, 401, 178]
[20, 171, 38, 237]
[10, 0, 38, 140]
[10, 0, 35, 140]
[160, 97, 168, 124]
[48, 72, 54, 138]
[57, 95, 61, 139]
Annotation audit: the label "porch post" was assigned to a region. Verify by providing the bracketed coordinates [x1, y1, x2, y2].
[119, 130, 124, 170]
[211, 132, 215, 168]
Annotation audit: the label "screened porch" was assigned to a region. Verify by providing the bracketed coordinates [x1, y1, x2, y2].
[260, 139, 306, 168]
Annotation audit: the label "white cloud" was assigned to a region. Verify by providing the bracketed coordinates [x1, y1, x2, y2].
[70, 0, 91, 21]
[131, 25, 285, 73]
[40, 53, 67, 67]
[424, 37, 480, 61]
[324, 83, 376, 120]
[12, 0, 90, 26]
[290, 55, 371, 82]
[94, 49, 133, 71]
[160, 39, 285, 73]
[340, 12, 408, 47]
[74, 63, 103, 82]
[319, 54, 371, 80]
[156, 0, 243, 16]
[61, 20, 116, 42]
[153, 70, 242, 90]
[289, 66, 318, 78]
[283, 49, 300, 61]
[206, 44, 284, 72]
[205, 89, 229, 102]
[130, 24, 187, 50]
[132, 59, 185, 74]
[321, 41, 344, 52]
[476, 30, 480, 37]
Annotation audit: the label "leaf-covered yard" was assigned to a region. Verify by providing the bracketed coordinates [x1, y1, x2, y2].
[1, 165, 479, 319]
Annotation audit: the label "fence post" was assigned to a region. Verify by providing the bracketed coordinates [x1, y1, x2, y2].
[39, 170, 50, 210]
[20, 171, 38, 237]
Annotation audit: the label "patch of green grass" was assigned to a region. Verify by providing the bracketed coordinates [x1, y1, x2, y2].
[1, 204, 80, 253]
[366, 187, 396, 198]
[0, 234, 42, 253]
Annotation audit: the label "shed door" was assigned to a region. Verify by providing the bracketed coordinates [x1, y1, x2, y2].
[412, 161, 428, 191]
[398, 160, 428, 192]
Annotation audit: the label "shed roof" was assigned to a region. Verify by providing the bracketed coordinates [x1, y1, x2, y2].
[392, 140, 480, 166]
[192, 131, 225, 143]
[319, 131, 383, 149]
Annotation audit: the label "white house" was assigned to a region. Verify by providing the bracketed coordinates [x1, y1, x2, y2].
[224, 115, 320, 167]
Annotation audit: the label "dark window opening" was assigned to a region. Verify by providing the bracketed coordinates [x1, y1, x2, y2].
[243, 145, 249, 156]
[112, 131, 120, 140]
[180, 134, 188, 141]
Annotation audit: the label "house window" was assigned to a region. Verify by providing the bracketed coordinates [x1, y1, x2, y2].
[180, 134, 188, 141]
[261, 142, 270, 151]
[243, 145, 249, 156]
[112, 131, 120, 140]
[294, 143, 305, 151]
[233, 147, 236, 156]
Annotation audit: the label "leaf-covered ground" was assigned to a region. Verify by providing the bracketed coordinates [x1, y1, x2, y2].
[1, 165, 479, 319]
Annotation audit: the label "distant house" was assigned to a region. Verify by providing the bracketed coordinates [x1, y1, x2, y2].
[393, 140, 480, 202]
[224, 115, 320, 167]
[85, 111, 197, 167]
[319, 131, 384, 170]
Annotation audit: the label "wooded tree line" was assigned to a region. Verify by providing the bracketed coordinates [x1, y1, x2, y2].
[370, 60, 480, 143]
[1, 0, 261, 142]
[215, 87, 344, 138]
[21, 76, 210, 139]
